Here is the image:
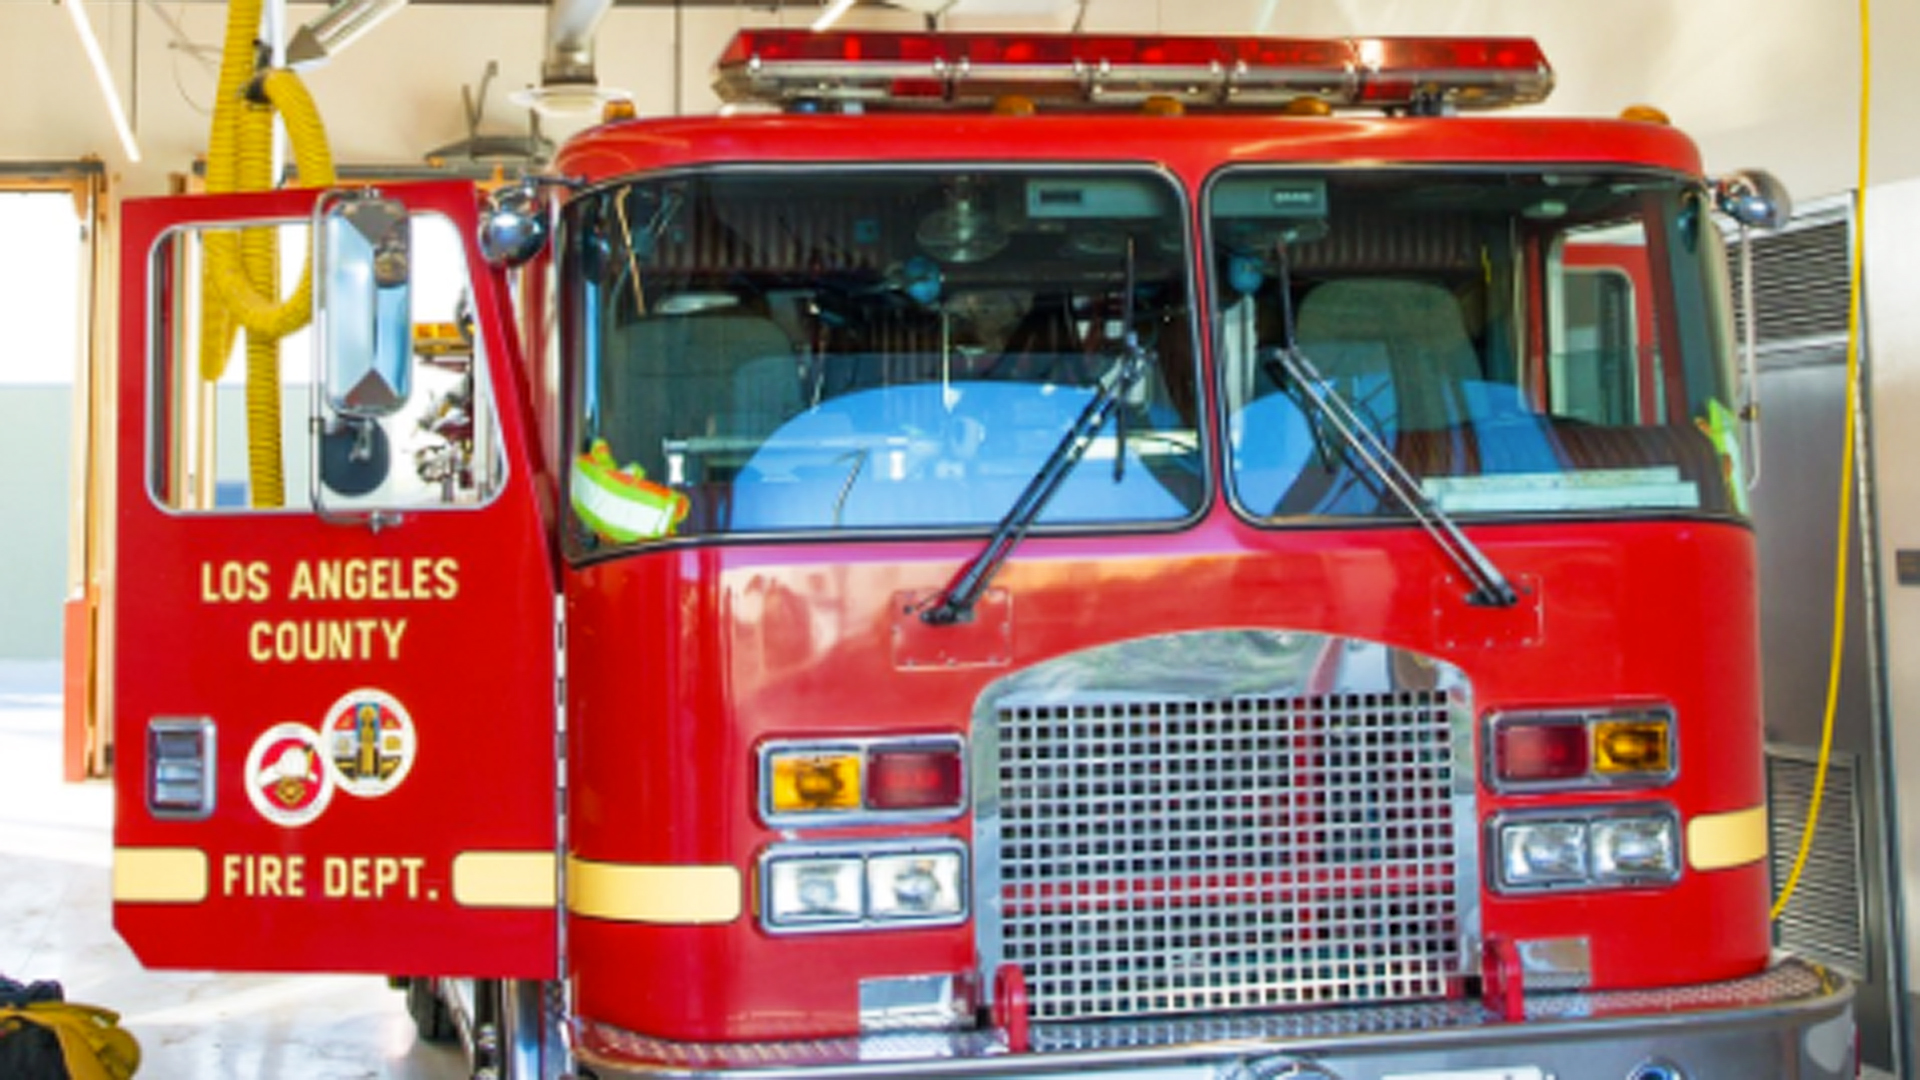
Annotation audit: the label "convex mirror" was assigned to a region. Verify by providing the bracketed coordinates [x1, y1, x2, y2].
[1714, 170, 1792, 230]
[479, 179, 553, 267]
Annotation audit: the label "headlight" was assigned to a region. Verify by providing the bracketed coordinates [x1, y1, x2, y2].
[1591, 815, 1679, 882]
[765, 855, 863, 927]
[1500, 820, 1588, 887]
[760, 841, 968, 933]
[867, 850, 965, 922]
[1491, 807, 1679, 893]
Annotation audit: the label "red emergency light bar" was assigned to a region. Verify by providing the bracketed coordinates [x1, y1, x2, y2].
[713, 30, 1553, 113]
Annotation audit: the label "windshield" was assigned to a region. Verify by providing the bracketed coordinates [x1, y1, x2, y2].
[562, 169, 1203, 551]
[1211, 169, 1741, 521]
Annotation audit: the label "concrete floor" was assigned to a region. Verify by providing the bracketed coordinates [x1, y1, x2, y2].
[0, 661, 466, 1079]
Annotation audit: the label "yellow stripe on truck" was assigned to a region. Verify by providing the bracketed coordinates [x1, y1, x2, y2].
[567, 857, 742, 924]
[1688, 805, 1769, 871]
[452, 851, 557, 909]
[113, 847, 209, 903]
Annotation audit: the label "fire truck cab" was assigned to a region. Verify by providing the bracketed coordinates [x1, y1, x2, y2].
[110, 28, 1851, 1080]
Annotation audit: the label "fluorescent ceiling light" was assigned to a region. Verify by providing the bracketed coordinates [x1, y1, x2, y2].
[812, 0, 858, 32]
[67, 0, 141, 163]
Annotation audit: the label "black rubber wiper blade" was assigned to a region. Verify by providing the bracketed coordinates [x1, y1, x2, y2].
[1260, 344, 1518, 608]
[919, 343, 1149, 625]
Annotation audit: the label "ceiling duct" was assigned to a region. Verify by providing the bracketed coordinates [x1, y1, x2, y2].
[513, 0, 629, 118]
[287, 0, 410, 69]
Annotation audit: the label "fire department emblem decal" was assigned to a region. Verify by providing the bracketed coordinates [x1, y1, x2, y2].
[244, 723, 335, 828]
[322, 688, 417, 799]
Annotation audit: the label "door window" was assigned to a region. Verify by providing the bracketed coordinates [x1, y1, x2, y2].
[146, 213, 504, 514]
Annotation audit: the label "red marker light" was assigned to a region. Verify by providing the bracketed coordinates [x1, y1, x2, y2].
[1494, 721, 1589, 784]
[868, 746, 964, 812]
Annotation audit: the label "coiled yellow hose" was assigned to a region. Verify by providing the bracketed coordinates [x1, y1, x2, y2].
[198, 0, 337, 508]
[1770, 0, 1869, 920]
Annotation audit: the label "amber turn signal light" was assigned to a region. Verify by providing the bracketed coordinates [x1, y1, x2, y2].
[769, 751, 862, 814]
[1593, 721, 1671, 775]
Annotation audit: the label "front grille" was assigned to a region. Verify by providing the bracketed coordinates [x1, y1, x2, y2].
[978, 690, 1470, 1022]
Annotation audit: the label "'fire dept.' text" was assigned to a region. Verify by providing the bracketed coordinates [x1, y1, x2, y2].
[221, 853, 433, 901]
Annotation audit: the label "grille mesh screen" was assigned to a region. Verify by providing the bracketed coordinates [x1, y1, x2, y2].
[989, 691, 1464, 1021]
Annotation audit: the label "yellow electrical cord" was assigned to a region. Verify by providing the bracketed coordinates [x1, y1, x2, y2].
[1770, 0, 1869, 921]
[198, 0, 337, 509]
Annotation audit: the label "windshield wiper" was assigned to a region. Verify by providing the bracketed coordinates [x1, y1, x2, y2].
[920, 339, 1150, 625]
[1256, 240, 1515, 608]
[922, 242, 1151, 626]
[1257, 343, 1517, 608]
[921, 234, 1144, 622]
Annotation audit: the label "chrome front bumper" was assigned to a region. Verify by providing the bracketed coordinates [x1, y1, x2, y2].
[574, 957, 1852, 1079]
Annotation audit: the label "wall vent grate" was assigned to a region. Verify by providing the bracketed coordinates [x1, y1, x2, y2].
[1766, 750, 1869, 979]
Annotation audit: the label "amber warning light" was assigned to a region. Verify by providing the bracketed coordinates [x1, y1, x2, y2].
[713, 30, 1553, 113]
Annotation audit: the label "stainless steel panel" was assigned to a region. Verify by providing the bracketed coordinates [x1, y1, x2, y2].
[1516, 936, 1592, 991]
[859, 974, 973, 1033]
[1747, 191, 1901, 1074]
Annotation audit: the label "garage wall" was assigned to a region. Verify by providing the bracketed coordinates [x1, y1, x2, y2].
[0, 390, 72, 660]
[0, 1, 1901, 203]
[1863, 176, 1920, 1053]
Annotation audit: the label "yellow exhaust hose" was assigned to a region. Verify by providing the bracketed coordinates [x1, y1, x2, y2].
[198, 0, 337, 508]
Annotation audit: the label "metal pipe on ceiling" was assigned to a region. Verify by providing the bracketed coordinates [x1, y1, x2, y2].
[287, 0, 410, 67]
[540, 0, 614, 86]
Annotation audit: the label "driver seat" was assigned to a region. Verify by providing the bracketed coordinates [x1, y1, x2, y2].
[1292, 278, 1481, 434]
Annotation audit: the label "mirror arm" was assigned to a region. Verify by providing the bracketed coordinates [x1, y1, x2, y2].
[305, 411, 407, 531]
[1738, 221, 1762, 491]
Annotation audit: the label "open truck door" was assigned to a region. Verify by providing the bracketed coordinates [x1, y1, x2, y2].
[109, 181, 558, 979]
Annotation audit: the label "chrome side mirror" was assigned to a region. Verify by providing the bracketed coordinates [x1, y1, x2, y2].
[316, 191, 414, 419]
[479, 180, 554, 267]
[1714, 170, 1792, 230]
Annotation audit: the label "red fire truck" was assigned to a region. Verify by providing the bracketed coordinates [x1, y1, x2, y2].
[109, 28, 1851, 1080]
